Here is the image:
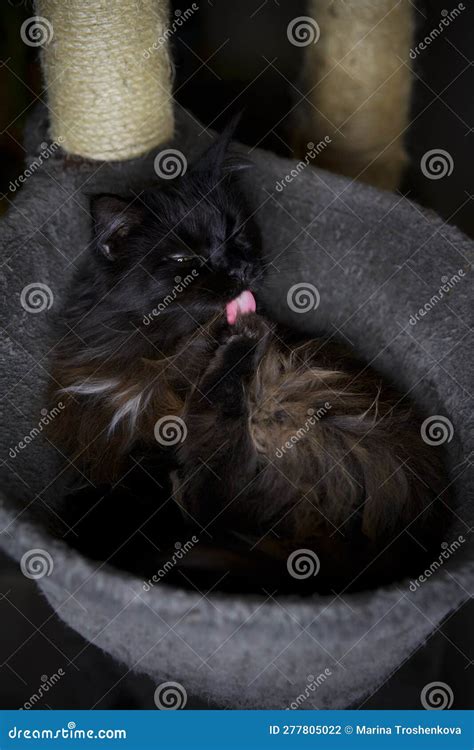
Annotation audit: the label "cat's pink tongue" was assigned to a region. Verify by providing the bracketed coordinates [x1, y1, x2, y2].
[226, 290, 256, 325]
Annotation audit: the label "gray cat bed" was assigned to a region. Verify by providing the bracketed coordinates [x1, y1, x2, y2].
[0, 106, 472, 709]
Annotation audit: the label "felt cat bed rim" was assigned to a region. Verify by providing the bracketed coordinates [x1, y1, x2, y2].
[2, 499, 472, 709]
[8, 500, 469, 616]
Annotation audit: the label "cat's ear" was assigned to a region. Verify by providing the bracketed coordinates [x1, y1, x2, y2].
[192, 112, 246, 177]
[90, 194, 144, 261]
[223, 154, 254, 174]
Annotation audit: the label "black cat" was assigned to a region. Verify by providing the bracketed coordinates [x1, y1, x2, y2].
[47, 125, 447, 593]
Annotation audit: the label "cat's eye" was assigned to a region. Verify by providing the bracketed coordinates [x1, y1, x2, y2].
[169, 253, 204, 265]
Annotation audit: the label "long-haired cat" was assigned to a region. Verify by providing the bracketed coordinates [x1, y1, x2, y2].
[46, 126, 447, 593]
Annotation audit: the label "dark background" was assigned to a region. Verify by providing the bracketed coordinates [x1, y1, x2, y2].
[1, 0, 473, 235]
[0, 0, 472, 710]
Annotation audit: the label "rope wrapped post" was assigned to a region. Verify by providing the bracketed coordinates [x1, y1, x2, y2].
[35, 0, 174, 161]
[291, 0, 413, 191]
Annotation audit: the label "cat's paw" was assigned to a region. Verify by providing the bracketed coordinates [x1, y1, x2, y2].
[216, 313, 270, 348]
[232, 312, 271, 343]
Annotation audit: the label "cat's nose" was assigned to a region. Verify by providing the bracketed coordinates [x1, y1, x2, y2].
[230, 262, 253, 284]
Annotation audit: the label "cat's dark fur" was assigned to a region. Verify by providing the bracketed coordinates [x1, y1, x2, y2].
[47, 126, 448, 593]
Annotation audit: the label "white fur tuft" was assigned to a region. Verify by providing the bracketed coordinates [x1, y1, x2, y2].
[108, 393, 143, 435]
[107, 388, 153, 436]
[62, 378, 119, 395]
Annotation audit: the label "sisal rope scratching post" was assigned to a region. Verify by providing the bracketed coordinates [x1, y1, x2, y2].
[292, 0, 413, 191]
[36, 0, 174, 161]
